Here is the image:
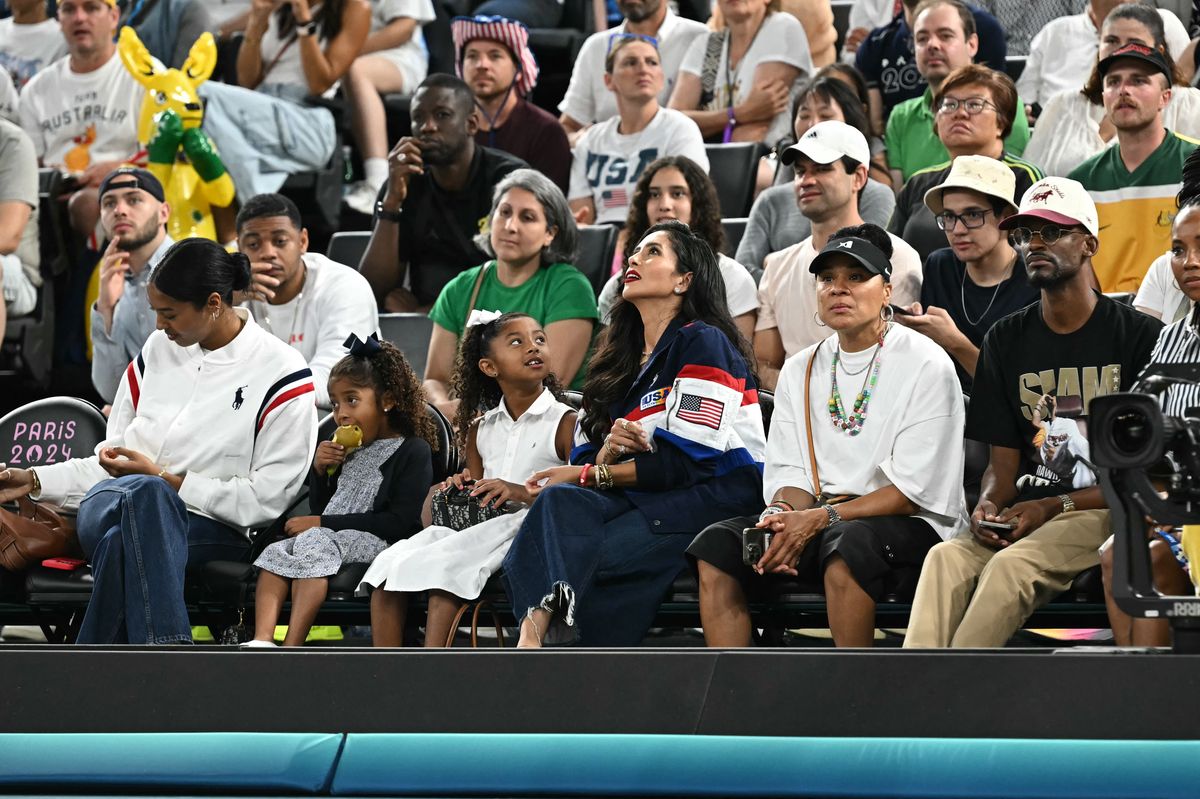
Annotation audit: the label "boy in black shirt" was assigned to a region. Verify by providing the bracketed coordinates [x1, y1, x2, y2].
[905, 177, 1161, 647]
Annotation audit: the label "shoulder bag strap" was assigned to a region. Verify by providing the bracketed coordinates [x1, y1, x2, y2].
[803, 346, 824, 503]
[698, 31, 726, 109]
[462, 262, 490, 332]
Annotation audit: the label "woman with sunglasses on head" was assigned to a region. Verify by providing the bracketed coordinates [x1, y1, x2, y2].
[888, 64, 1044, 264]
[568, 34, 709, 227]
[895, 155, 1039, 393]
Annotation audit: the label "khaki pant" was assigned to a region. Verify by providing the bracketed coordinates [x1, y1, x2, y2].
[904, 509, 1111, 648]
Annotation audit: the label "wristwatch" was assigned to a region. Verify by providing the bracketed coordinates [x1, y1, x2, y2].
[821, 503, 842, 528]
[1057, 494, 1076, 515]
[296, 19, 318, 37]
[374, 200, 402, 223]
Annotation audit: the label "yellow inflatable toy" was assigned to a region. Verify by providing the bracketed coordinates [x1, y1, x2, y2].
[117, 27, 235, 242]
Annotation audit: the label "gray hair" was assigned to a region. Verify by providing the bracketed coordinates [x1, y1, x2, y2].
[474, 168, 579, 266]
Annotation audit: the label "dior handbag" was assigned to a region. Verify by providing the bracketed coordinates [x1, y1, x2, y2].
[430, 483, 519, 531]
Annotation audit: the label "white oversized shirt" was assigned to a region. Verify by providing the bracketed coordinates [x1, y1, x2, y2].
[766, 323, 967, 540]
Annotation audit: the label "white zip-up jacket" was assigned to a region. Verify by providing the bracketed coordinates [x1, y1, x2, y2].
[243, 252, 379, 408]
[37, 309, 318, 531]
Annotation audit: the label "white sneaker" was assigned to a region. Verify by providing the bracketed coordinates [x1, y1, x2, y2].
[239, 639, 278, 648]
[343, 180, 379, 217]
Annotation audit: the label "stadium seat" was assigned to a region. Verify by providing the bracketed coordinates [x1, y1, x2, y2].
[1005, 55, 1027, 83]
[706, 143, 763, 218]
[721, 218, 748, 257]
[327, 230, 372, 269]
[576, 225, 619, 297]
[378, 313, 434, 378]
[1104, 292, 1134, 306]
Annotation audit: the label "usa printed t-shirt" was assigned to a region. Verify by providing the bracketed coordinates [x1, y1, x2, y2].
[568, 107, 708, 225]
[1068, 130, 1199, 293]
[17, 53, 141, 170]
[967, 295, 1160, 498]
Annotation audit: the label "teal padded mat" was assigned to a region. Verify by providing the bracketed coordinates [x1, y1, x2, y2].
[0, 732, 343, 791]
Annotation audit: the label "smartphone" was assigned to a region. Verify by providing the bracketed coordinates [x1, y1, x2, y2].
[42, 557, 86, 571]
[742, 527, 773, 566]
[978, 519, 1016, 532]
[889, 304, 915, 317]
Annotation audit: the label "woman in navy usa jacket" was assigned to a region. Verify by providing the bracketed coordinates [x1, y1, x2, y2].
[502, 220, 767, 647]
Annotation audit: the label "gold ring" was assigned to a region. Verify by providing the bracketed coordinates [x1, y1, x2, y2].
[621, 420, 630, 431]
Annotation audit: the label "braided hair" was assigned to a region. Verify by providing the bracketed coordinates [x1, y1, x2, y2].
[450, 312, 565, 448]
[329, 340, 439, 451]
[1178, 146, 1200, 211]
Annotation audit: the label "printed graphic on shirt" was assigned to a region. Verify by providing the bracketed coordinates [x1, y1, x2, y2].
[0, 54, 43, 89]
[1014, 366, 1120, 490]
[878, 55, 921, 97]
[63, 124, 96, 172]
[585, 149, 659, 203]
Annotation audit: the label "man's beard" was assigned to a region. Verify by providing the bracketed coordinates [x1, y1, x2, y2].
[114, 218, 161, 252]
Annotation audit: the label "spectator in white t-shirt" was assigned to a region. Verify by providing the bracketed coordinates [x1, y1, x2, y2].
[558, 0, 706, 147]
[754, 121, 921, 390]
[1133, 251, 1190, 322]
[568, 34, 708, 227]
[0, 0, 69, 88]
[340, 0, 436, 215]
[669, 0, 813, 148]
[597, 155, 759, 341]
[0, 118, 40, 345]
[17, 0, 142, 238]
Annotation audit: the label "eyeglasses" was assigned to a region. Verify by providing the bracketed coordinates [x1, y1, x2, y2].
[935, 208, 992, 230]
[1007, 225, 1085, 246]
[606, 32, 659, 55]
[936, 97, 998, 116]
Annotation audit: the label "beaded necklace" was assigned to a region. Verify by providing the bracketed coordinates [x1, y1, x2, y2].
[827, 324, 889, 435]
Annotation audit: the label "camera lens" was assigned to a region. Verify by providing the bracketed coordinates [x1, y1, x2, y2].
[1112, 409, 1152, 456]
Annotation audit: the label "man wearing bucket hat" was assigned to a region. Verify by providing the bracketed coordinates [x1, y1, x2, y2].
[895, 154, 1038, 391]
[754, 119, 922, 390]
[1068, 41, 1200, 293]
[904, 176, 1162, 649]
[451, 15, 570, 192]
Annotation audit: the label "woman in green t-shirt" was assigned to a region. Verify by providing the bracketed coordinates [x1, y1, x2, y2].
[424, 169, 599, 418]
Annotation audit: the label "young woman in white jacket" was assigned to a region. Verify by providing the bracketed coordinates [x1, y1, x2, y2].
[0, 239, 318, 645]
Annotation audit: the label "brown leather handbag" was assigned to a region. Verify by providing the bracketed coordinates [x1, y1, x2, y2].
[0, 497, 81, 572]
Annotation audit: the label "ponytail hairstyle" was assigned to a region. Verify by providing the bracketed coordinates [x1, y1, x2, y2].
[329, 335, 439, 451]
[582, 220, 754, 444]
[450, 312, 565, 448]
[151, 238, 251, 309]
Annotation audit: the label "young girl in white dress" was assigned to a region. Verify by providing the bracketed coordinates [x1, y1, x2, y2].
[359, 311, 576, 646]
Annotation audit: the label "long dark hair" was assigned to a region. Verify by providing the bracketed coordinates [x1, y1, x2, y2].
[581, 220, 754, 444]
[622, 156, 724, 263]
[274, 0, 347, 41]
[151, 238, 251, 308]
[450, 312, 565, 448]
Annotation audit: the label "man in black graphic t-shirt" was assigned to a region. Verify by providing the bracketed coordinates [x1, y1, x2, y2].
[905, 176, 1161, 648]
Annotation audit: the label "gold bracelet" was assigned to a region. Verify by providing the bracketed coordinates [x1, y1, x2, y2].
[157, 465, 169, 479]
[29, 468, 41, 496]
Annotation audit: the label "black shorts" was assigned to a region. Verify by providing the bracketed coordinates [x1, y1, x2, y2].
[686, 513, 942, 601]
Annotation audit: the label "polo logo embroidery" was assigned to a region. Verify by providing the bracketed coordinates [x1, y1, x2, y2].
[233, 385, 247, 410]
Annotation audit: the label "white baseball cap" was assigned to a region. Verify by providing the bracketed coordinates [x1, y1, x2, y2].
[999, 177, 1099, 238]
[923, 154, 1017, 216]
[780, 120, 871, 169]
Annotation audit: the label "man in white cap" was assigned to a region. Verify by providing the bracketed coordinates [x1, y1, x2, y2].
[904, 176, 1163, 648]
[452, 15, 570, 192]
[754, 119, 922, 390]
[895, 154, 1038, 391]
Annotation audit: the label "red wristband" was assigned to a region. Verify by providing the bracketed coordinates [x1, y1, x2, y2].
[579, 464, 593, 486]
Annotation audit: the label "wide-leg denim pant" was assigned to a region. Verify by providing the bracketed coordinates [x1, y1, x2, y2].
[75, 475, 248, 645]
[501, 484, 693, 646]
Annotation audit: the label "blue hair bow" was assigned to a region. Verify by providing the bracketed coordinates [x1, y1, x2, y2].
[344, 332, 383, 358]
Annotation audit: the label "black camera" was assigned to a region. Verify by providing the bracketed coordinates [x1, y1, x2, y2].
[742, 527, 772, 566]
[1090, 362, 1200, 651]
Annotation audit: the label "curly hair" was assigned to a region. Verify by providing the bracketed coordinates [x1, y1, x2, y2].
[622, 156, 724, 263]
[329, 341, 439, 451]
[450, 312, 566, 448]
[582, 220, 754, 444]
[1179, 146, 1200, 211]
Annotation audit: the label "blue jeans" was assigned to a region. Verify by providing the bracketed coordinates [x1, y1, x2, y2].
[501, 484, 693, 646]
[75, 475, 249, 645]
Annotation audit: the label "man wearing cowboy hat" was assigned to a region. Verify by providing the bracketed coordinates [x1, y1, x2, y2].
[1069, 41, 1200, 293]
[452, 15, 570, 192]
[895, 154, 1038, 391]
[905, 176, 1162, 648]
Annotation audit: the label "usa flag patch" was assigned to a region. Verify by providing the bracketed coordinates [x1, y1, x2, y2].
[677, 393, 723, 429]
